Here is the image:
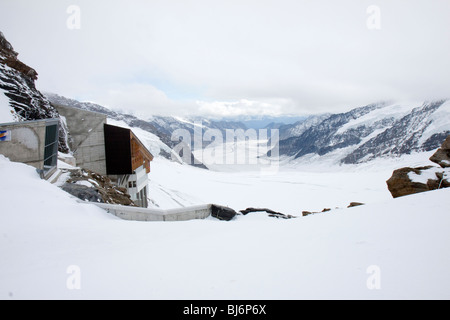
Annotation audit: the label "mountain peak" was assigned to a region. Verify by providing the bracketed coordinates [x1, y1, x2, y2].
[0, 31, 37, 81]
[276, 100, 450, 164]
[0, 31, 18, 59]
[0, 31, 69, 152]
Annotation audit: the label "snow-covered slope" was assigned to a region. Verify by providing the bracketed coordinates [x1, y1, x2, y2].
[106, 118, 181, 164]
[45, 92, 450, 169]
[278, 113, 331, 140]
[1, 153, 450, 299]
[277, 100, 450, 165]
[0, 86, 14, 123]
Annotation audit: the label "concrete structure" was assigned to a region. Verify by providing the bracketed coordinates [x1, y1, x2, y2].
[103, 123, 153, 208]
[88, 202, 212, 221]
[0, 119, 59, 179]
[54, 104, 107, 175]
[115, 164, 149, 207]
[54, 104, 153, 208]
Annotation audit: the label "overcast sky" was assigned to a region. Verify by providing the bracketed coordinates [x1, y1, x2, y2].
[1, 0, 449, 118]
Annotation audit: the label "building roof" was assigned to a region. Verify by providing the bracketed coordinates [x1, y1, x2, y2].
[104, 124, 153, 175]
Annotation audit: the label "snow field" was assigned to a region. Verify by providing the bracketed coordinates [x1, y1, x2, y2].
[1, 153, 450, 299]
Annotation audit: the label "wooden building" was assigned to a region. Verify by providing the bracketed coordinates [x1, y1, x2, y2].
[104, 124, 153, 207]
[54, 104, 154, 208]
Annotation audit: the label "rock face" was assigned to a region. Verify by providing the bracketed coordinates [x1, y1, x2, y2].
[347, 202, 365, 208]
[342, 101, 447, 164]
[429, 135, 450, 168]
[211, 204, 237, 221]
[386, 166, 436, 198]
[275, 101, 450, 164]
[0, 31, 69, 153]
[60, 168, 136, 206]
[386, 135, 450, 198]
[240, 207, 296, 219]
[61, 183, 104, 203]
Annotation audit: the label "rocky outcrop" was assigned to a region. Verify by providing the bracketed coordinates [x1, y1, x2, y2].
[240, 207, 297, 219]
[302, 207, 332, 216]
[347, 202, 365, 208]
[342, 101, 447, 164]
[275, 100, 450, 165]
[386, 136, 450, 198]
[386, 166, 436, 198]
[60, 168, 136, 206]
[61, 183, 104, 203]
[0, 31, 69, 153]
[277, 102, 385, 159]
[211, 204, 237, 221]
[429, 135, 450, 168]
[2, 56, 38, 81]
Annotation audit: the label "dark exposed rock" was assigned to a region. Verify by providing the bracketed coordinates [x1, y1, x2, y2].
[427, 172, 450, 190]
[421, 132, 450, 152]
[61, 183, 103, 203]
[386, 166, 435, 198]
[0, 31, 70, 153]
[301, 208, 334, 217]
[386, 166, 450, 198]
[429, 135, 450, 168]
[239, 207, 296, 219]
[342, 101, 446, 164]
[211, 204, 237, 221]
[61, 168, 136, 206]
[348, 202, 365, 208]
[2, 56, 38, 81]
[274, 100, 449, 164]
[276, 102, 387, 158]
[0, 32, 18, 59]
[386, 136, 450, 198]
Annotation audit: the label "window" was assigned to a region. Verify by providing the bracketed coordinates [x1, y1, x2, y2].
[43, 124, 59, 170]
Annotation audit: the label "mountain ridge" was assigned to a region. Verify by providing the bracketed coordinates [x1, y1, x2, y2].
[275, 100, 450, 164]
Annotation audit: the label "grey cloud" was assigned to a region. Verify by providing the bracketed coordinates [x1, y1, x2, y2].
[0, 0, 449, 117]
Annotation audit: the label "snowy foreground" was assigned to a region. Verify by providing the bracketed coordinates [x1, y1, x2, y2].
[1, 153, 450, 299]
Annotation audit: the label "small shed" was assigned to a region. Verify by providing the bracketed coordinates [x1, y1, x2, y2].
[104, 124, 154, 208]
[52, 104, 154, 208]
[0, 118, 59, 179]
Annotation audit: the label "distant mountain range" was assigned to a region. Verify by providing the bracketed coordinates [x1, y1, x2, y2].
[46, 93, 450, 166]
[2, 31, 449, 168]
[274, 100, 450, 164]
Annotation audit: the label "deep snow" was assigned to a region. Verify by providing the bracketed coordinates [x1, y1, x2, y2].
[1, 151, 450, 299]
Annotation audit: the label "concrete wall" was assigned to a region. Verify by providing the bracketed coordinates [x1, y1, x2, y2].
[0, 119, 48, 171]
[134, 165, 148, 192]
[54, 104, 107, 175]
[91, 202, 212, 221]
